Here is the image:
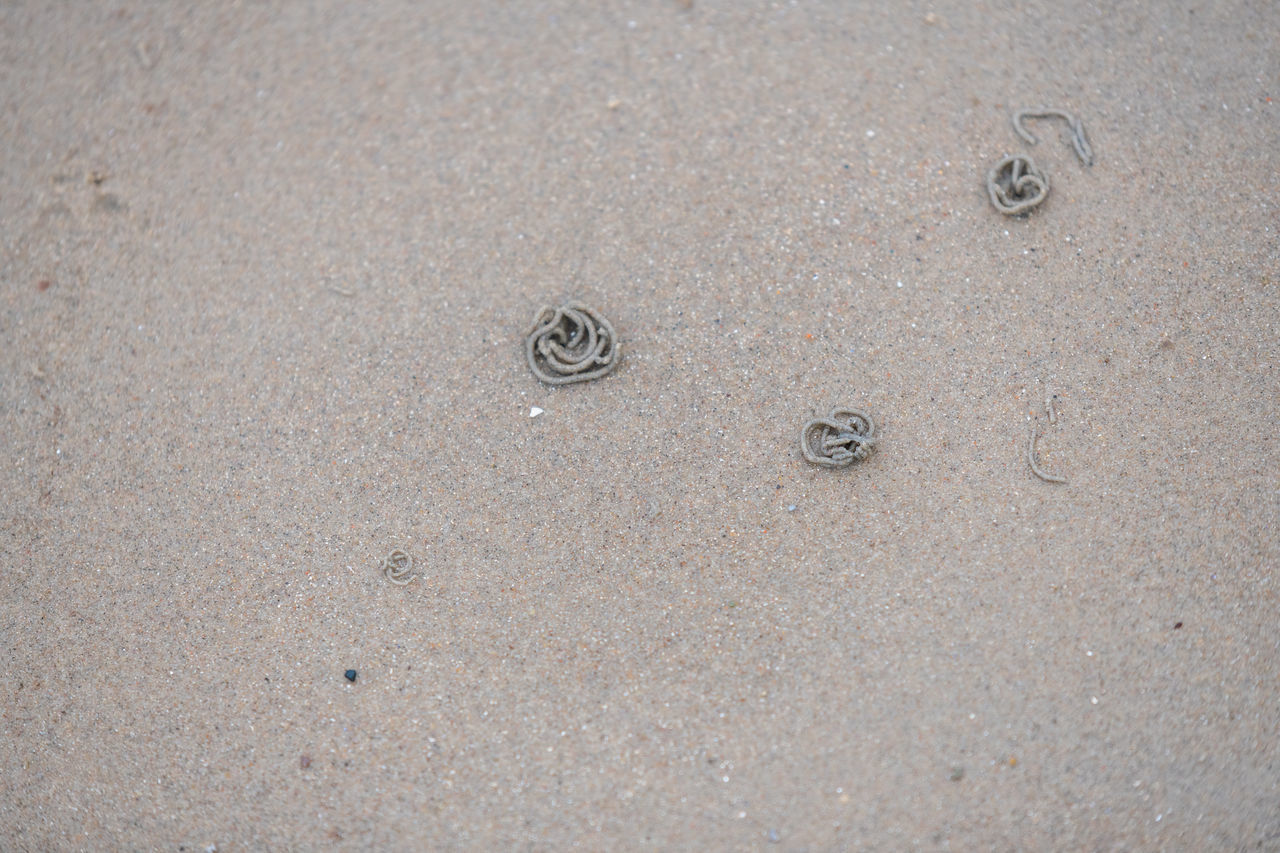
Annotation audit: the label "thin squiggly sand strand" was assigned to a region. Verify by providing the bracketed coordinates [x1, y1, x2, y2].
[1012, 107, 1094, 167]
[1027, 423, 1067, 484]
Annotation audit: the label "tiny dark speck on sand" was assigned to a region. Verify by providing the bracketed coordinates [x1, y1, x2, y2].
[1174, 622, 1183, 629]
[950, 766, 965, 781]
[344, 669, 357, 682]
[299, 755, 311, 769]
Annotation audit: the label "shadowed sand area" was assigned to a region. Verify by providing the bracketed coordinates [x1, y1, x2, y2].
[2, 1, 1277, 849]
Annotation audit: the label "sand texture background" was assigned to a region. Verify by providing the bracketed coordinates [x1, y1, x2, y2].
[2, 1, 1278, 849]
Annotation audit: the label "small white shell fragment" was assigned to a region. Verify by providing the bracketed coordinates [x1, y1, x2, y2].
[530, 407, 544, 418]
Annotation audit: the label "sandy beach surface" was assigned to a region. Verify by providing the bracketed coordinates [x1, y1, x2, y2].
[2, 1, 1277, 849]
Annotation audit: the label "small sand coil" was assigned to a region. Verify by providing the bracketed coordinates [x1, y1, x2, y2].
[801, 408, 877, 468]
[525, 302, 620, 385]
[1012, 107, 1093, 167]
[382, 548, 415, 585]
[987, 154, 1049, 215]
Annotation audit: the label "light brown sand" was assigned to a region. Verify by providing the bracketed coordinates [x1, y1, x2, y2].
[2, 1, 1278, 849]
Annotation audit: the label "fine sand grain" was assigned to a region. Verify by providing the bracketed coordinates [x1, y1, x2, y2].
[2, 1, 1278, 849]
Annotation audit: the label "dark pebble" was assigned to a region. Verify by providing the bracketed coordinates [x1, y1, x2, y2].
[300, 755, 311, 769]
[344, 669, 357, 682]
